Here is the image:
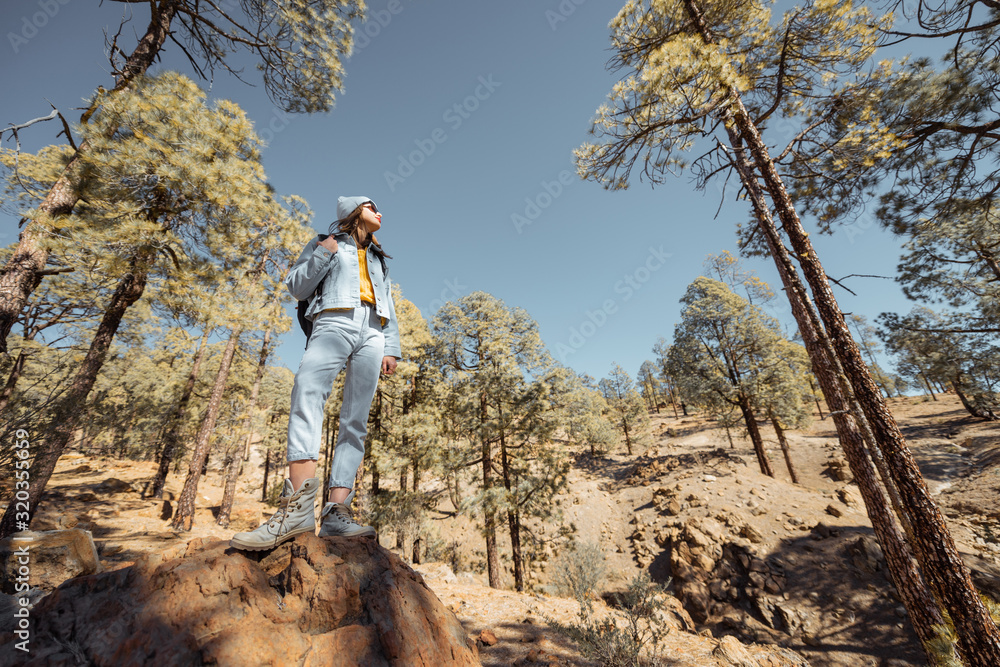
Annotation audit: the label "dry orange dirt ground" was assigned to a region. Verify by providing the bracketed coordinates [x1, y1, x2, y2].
[10, 393, 1000, 666]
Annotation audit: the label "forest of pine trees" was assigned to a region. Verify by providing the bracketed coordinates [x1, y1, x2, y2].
[2, 0, 1000, 664]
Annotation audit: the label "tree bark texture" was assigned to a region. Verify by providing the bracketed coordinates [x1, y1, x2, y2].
[218, 329, 272, 525]
[481, 390, 500, 589]
[678, 0, 1000, 650]
[0, 349, 28, 415]
[738, 394, 774, 477]
[499, 430, 524, 592]
[769, 417, 799, 485]
[0, 256, 149, 538]
[725, 105, 947, 657]
[171, 328, 241, 531]
[150, 329, 210, 499]
[0, 1, 178, 352]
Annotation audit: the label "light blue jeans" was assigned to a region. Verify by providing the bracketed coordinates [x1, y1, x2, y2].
[287, 303, 384, 490]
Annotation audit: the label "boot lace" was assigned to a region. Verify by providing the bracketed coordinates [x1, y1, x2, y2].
[268, 495, 302, 535]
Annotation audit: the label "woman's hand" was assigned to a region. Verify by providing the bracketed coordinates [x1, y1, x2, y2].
[381, 356, 397, 376]
[319, 236, 339, 253]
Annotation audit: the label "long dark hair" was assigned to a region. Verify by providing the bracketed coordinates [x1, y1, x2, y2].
[336, 204, 392, 259]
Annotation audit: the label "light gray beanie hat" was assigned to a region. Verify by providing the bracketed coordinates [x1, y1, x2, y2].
[329, 195, 376, 235]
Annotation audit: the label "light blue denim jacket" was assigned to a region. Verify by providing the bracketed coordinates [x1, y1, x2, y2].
[285, 231, 402, 359]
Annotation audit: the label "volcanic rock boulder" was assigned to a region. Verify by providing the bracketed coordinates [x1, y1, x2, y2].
[2, 533, 480, 666]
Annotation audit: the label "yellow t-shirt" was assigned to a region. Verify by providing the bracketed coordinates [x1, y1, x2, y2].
[323, 247, 387, 327]
[358, 248, 377, 306]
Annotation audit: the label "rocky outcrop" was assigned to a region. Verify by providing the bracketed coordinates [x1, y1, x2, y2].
[662, 516, 812, 637]
[2, 534, 479, 666]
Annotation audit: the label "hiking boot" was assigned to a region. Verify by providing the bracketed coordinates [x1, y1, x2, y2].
[229, 478, 319, 551]
[318, 501, 376, 538]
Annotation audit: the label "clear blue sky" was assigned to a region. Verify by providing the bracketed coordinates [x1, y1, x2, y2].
[1, 0, 921, 383]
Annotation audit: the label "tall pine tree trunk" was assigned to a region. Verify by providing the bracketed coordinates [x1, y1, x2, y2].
[411, 457, 422, 564]
[726, 109, 947, 656]
[0, 349, 28, 415]
[215, 451, 242, 529]
[679, 0, 1000, 653]
[918, 370, 938, 401]
[499, 429, 524, 592]
[0, 256, 149, 537]
[150, 329, 209, 499]
[218, 329, 272, 526]
[0, 2, 178, 352]
[396, 466, 407, 552]
[621, 416, 633, 456]
[735, 108, 1000, 665]
[481, 390, 500, 589]
[807, 376, 825, 418]
[171, 328, 241, 531]
[261, 447, 271, 503]
[737, 394, 773, 477]
[770, 416, 799, 484]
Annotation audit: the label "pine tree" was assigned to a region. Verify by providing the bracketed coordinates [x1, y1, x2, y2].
[637, 360, 663, 413]
[0, 72, 311, 537]
[433, 291, 572, 590]
[577, 0, 999, 660]
[363, 285, 446, 561]
[667, 276, 788, 476]
[598, 364, 649, 456]
[149, 329, 210, 499]
[652, 337, 685, 417]
[880, 308, 1000, 420]
[0, 0, 365, 350]
[564, 375, 618, 458]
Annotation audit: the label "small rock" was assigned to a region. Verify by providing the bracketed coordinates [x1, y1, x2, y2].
[825, 504, 844, 518]
[837, 487, 859, 507]
[0, 529, 100, 593]
[826, 457, 853, 482]
[478, 629, 498, 646]
[812, 522, 835, 539]
[95, 478, 133, 495]
[713, 635, 755, 666]
[848, 535, 884, 574]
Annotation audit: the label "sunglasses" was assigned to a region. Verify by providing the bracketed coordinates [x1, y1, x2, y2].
[363, 201, 379, 214]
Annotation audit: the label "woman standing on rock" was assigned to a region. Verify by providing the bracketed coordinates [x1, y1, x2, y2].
[230, 196, 401, 550]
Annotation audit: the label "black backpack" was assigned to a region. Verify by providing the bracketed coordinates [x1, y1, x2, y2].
[296, 234, 388, 345]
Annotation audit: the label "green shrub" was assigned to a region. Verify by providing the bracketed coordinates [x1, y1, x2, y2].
[551, 539, 606, 603]
[549, 571, 671, 667]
